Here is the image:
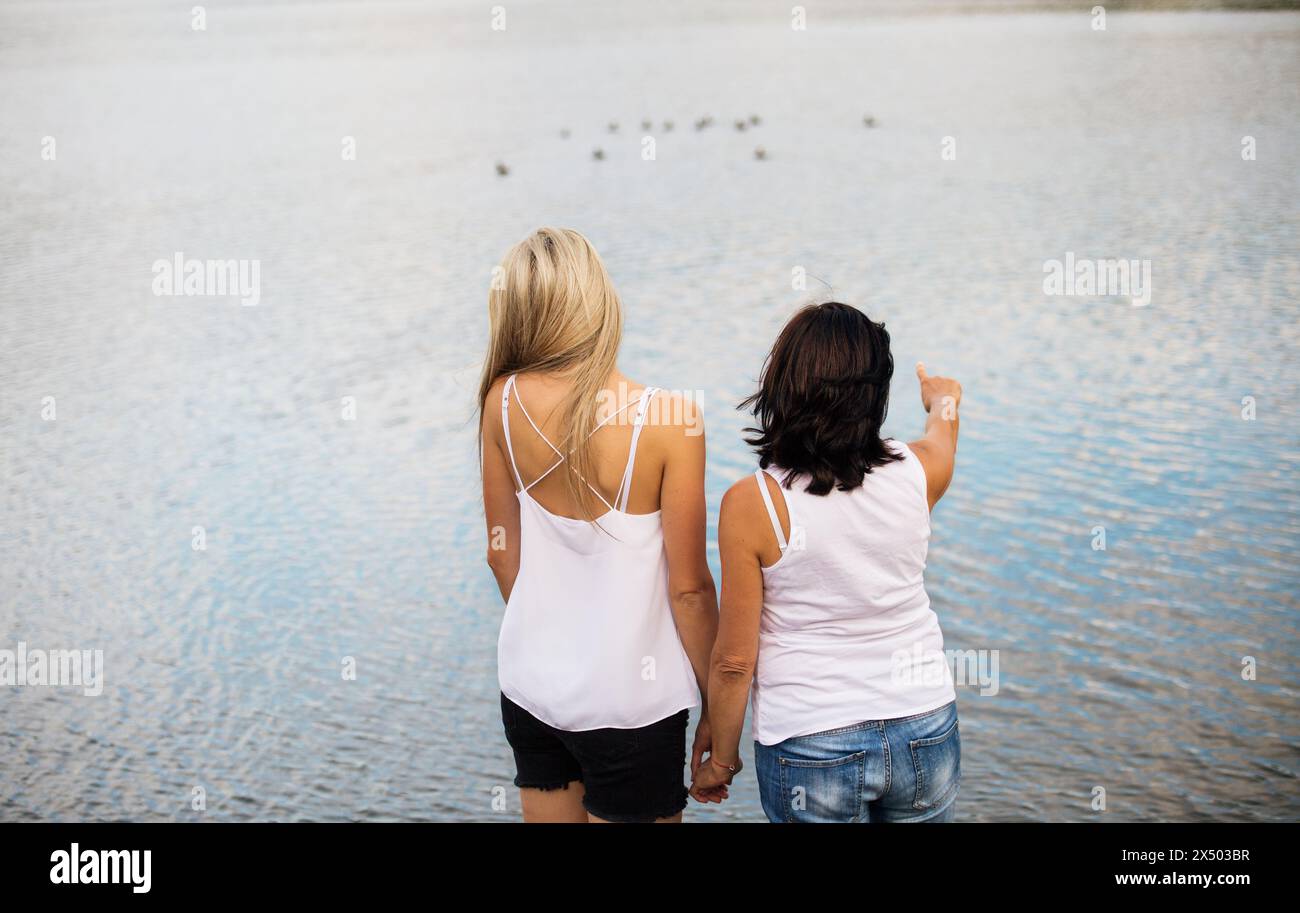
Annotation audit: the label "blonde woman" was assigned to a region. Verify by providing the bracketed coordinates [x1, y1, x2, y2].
[478, 228, 718, 823]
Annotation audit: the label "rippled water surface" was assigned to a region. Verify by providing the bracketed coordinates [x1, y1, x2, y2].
[1, 1, 1298, 822]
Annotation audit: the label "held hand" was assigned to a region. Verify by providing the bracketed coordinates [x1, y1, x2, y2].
[688, 754, 742, 804]
[690, 713, 712, 779]
[916, 362, 962, 417]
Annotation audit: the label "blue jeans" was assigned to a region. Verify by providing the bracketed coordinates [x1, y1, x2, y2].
[754, 701, 960, 823]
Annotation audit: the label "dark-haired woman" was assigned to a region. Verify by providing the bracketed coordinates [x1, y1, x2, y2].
[689, 302, 964, 823]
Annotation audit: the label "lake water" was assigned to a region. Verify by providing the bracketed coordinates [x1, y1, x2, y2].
[1, 0, 1297, 822]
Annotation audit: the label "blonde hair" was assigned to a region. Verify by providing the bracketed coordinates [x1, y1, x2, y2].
[477, 227, 624, 519]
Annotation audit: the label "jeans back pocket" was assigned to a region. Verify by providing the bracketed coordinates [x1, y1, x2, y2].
[909, 718, 960, 811]
[778, 751, 867, 823]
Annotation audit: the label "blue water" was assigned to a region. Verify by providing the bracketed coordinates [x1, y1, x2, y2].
[1, 1, 1297, 821]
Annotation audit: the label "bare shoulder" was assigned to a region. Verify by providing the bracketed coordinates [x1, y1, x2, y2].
[641, 387, 706, 455]
[721, 473, 786, 564]
[905, 435, 936, 462]
[905, 436, 950, 474]
[649, 388, 703, 429]
[721, 473, 771, 524]
[721, 474, 757, 512]
[481, 375, 510, 438]
[485, 374, 512, 400]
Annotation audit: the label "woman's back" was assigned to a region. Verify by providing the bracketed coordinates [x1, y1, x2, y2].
[486, 372, 699, 731]
[760, 441, 931, 635]
[489, 372, 666, 518]
[752, 441, 955, 746]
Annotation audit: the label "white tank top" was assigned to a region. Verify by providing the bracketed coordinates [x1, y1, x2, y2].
[750, 441, 955, 746]
[494, 375, 700, 731]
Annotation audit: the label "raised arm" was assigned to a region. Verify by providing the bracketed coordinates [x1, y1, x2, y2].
[657, 395, 720, 774]
[907, 361, 963, 510]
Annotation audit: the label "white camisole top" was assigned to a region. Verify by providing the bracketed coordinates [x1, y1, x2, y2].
[494, 375, 700, 731]
[750, 441, 955, 746]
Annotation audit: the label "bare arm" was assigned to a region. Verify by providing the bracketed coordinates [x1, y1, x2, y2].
[659, 397, 719, 706]
[690, 474, 782, 801]
[709, 480, 767, 760]
[482, 381, 522, 602]
[907, 362, 963, 510]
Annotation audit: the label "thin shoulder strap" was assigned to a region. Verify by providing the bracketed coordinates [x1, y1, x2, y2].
[522, 384, 644, 485]
[506, 376, 618, 513]
[504, 378, 659, 514]
[593, 393, 647, 434]
[615, 388, 658, 512]
[500, 375, 525, 489]
[512, 384, 569, 491]
[754, 468, 788, 550]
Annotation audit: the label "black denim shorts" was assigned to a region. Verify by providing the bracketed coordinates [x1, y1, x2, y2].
[500, 692, 690, 823]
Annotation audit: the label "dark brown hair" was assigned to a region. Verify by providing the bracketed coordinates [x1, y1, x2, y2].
[740, 302, 902, 495]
